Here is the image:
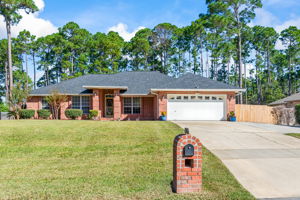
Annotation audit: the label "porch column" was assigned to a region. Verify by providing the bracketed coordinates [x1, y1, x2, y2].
[92, 89, 100, 119]
[60, 96, 71, 120]
[227, 93, 236, 115]
[113, 89, 121, 120]
[99, 90, 104, 118]
[158, 92, 167, 119]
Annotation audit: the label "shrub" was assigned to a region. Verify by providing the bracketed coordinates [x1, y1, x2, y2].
[65, 109, 83, 120]
[0, 103, 9, 112]
[296, 104, 300, 124]
[20, 109, 35, 119]
[37, 109, 51, 119]
[88, 110, 98, 120]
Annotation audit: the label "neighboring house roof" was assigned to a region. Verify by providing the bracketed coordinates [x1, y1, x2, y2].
[269, 93, 300, 106]
[30, 71, 244, 96]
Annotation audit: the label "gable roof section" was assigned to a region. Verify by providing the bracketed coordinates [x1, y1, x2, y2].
[269, 93, 300, 106]
[30, 71, 243, 96]
[153, 73, 242, 91]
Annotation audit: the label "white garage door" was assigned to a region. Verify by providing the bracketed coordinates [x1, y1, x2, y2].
[167, 94, 226, 121]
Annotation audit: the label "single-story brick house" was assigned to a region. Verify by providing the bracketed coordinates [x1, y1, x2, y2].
[27, 71, 244, 121]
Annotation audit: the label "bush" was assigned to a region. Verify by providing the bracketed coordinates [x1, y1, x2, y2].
[88, 110, 98, 120]
[37, 109, 51, 119]
[65, 109, 83, 120]
[0, 103, 9, 112]
[296, 104, 300, 124]
[20, 109, 35, 119]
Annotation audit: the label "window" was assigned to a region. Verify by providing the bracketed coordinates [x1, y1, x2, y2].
[71, 96, 91, 114]
[205, 96, 210, 100]
[197, 96, 203, 100]
[123, 97, 141, 114]
[212, 96, 217, 100]
[191, 96, 196, 100]
[42, 98, 49, 109]
[183, 96, 189, 100]
[81, 96, 90, 114]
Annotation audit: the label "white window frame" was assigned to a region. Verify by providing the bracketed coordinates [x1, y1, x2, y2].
[123, 97, 141, 114]
[71, 96, 91, 114]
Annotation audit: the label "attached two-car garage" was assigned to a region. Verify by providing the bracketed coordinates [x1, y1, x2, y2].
[167, 94, 226, 121]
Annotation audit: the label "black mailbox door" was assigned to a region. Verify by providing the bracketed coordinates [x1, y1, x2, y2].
[183, 144, 194, 157]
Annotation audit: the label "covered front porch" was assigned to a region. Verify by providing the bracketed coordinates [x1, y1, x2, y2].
[91, 89, 158, 120]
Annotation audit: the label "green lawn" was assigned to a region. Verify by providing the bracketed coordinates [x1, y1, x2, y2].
[286, 133, 300, 139]
[0, 121, 254, 200]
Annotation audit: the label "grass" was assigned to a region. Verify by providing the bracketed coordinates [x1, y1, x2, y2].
[0, 120, 254, 200]
[286, 133, 300, 139]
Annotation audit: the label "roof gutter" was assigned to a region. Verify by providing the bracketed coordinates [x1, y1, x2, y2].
[150, 88, 246, 93]
[82, 86, 128, 90]
[28, 93, 93, 97]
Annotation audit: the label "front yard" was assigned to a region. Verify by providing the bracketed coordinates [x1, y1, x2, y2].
[0, 121, 254, 199]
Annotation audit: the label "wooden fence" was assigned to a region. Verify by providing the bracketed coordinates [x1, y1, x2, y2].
[235, 104, 276, 124]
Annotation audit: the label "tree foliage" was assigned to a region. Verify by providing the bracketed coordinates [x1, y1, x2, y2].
[0, 1, 299, 107]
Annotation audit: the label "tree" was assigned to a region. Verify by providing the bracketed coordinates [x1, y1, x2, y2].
[16, 30, 36, 90]
[125, 28, 153, 71]
[59, 22, 91, 78]
[280, 26, 300, 95]
[0, 0, 38, 101]
[150, 23, 178, 74]
[45, 90, 67, 120]
[7, 82, 29, 120]
[206, 0, 262, 103]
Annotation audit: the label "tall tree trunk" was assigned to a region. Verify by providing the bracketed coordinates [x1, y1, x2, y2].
[237, 29, 243, 104]
[6, 21, 13, 101]
[255, 52, 261, 104]
[25, 53, 28, 91]
[4, 62, 9, 102]
[227, 60, 230, 84]
[200, 42, 204, 76]
[288, 54, 292, 95]
[267, 47, 271, 84]
[235, 5, 243, 104]
[206, 51, 209, 78]
[244, 61, 248, 104]
[33, 53, 36, 89]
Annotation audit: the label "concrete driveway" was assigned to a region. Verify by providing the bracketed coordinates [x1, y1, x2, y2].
[175, 121, 300, 199]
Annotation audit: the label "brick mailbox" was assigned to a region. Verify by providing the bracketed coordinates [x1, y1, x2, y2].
[172, 131, 202, 193]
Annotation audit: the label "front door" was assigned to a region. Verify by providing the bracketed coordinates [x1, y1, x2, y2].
[105, 95, 114, 117]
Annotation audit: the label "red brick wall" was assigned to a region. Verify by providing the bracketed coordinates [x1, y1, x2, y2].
[173, 134, 202, 193]
[27, 96, 41, 118]
[120, 96, 155, 120]
[113, 89, 121, 120]
[60, 96, 71, 120]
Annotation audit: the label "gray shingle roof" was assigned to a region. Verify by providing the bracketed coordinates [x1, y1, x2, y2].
[269, 93, 300, 106]
[30, 71, 243, 96]
[153, 73, 241, 90]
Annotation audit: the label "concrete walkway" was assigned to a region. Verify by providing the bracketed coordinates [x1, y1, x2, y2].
[174, 121, 300, 199]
